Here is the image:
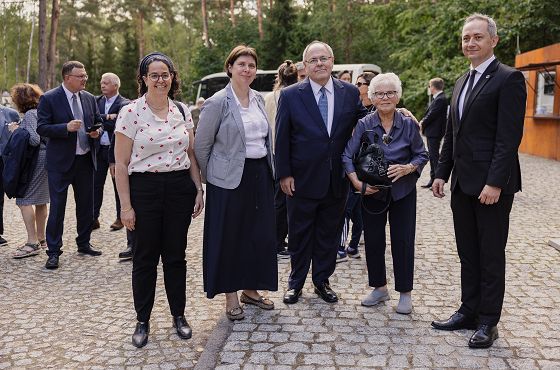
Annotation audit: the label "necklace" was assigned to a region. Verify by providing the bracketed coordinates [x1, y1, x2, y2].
[146, 98, 168, 112]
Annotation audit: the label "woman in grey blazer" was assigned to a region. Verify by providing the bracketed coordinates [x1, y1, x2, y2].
[194, 45, 277, 321]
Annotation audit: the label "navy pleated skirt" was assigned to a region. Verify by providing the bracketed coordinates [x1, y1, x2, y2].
[203, 158, 278, 298]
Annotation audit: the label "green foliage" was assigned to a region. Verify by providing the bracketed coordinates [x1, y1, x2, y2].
[1, 0, 559, 110]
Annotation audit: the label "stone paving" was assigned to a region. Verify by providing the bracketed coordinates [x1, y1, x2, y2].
[0, 153, 559, 369]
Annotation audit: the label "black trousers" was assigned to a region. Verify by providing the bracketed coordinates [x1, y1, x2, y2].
[451, 185, 514, 326]
[46, 154, 94, 255]
[93, 145, 120, 220]
[362, 189, 416, 292]
[426, 136, 442, 181]
[130, 170, 196, 322]
[0, 160, 4, 235]
[274, 179, 288, 252]
[286, 185, 347, 290]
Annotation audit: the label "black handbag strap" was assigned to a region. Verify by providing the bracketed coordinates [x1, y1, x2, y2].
[360, 183, 391, 215]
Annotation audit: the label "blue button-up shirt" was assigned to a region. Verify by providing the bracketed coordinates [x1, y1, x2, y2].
[342, 111, 429, 201]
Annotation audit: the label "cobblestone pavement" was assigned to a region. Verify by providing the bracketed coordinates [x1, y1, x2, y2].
[1, 153, 559, 369]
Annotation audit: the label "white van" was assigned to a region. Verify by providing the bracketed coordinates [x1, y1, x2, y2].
[193, 63, 382, 100]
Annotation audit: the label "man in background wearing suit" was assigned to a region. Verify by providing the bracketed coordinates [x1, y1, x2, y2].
[37, 60, 104, 269]
[431, 14, 526, 348]
[0, 105, 20, 246]
[420, 77, 447, 188]
[93, 73, 129, 231]
[275, 41, 367, 304]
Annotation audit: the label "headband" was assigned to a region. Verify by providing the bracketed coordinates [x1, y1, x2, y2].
[139, 52, 174, 76]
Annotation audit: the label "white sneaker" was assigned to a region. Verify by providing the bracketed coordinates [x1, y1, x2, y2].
[361, 289, 390, 306]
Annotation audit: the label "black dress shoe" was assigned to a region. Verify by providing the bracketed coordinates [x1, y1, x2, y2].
[283, 288, 302, 304]
[0, 236, 7, 245]
[45, 255, 59, 269]
[78, 244, 102, 256]
[118, 245, 133, 260]
[314, 282, 338, 303]
[132, 321, 149, 348]
[92, 219, 100, 230]
[469, 324, 498, 348]
[173, 316, 192, 340]
[431, 311, 478, 331]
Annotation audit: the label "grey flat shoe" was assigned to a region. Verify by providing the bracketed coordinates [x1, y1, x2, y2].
[361, 289, 390, 307]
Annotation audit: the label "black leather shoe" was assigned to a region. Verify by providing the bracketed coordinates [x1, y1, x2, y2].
[469, 324, 498, 348]
[132, 321, 149, 348]
[283, 288, 302, 304]
[314, 282, 338, 303]
[173, 316, 192, 340]
[431, 311, 478, 331]
[118, 245, 133, 260]
[0, 236, 7, 245]
[78, 244, 102, 256]
[92, 219, 100, 230]
[45, 255, 59, 269]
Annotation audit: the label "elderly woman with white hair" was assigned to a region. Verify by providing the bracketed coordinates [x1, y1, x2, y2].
[342, 72, 428, 314]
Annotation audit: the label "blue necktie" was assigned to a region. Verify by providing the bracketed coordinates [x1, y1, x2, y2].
[318, 87, 328, 129]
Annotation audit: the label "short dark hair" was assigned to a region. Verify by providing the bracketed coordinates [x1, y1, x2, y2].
[10, 83, 44, 113]
[224, 45, 258, 78]
[430, 78, 444, 91]
[356, 72, 375, 85]
[274, 60, 298, 91]
[136, 52, 180, 99]
[337, 70, 351, 79]
[61, 61, 85, 79]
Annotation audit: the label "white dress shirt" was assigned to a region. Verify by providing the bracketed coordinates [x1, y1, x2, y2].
[309, 77, 335, 136]
[100, 94, 117, 146]
[61, 83, 89, 155]
[458, 55, 496, 119]
[231, 87, 268, 159]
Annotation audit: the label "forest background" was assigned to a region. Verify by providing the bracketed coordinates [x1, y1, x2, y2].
[1, 0, 559, 115]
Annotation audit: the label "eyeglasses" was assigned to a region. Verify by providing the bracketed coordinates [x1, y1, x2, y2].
[373, 91, 397, 99]
[147, 73, 172, 82]
[356, 81, 369, 87]
[306, 56, 332, 65]
[68, 74, 88, 80]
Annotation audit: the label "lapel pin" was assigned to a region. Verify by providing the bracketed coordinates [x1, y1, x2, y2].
[485, 75, 490, 79]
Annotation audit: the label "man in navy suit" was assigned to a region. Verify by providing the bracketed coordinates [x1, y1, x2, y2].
[37, 60, 104, 269]
[93, 73, 130, 232]
[275, 41, 367, 304]
[0, 105, 20, 245]
[431, 14, 526, 348]
[420, 78, 448, 188]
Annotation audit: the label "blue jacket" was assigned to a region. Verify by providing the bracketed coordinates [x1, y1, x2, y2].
[0, 106, 20, 156]
[2, 127, 39, 198]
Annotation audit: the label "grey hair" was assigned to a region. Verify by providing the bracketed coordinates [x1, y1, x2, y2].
[464, 13, 498, 37]
[101, 72, 121, 88]
[302, 41, 334, 62]
[368, 72, 402, 100]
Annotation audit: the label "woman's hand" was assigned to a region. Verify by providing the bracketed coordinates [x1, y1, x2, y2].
[352, 179, 379, 195]
[388, 163, 415, 182]
[7, 122, 19, 133]
[192, 192, 204, 218]
[121, 208, 136, 231]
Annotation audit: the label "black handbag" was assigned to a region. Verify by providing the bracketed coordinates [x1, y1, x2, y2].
[352, 130, 392, 215]
[353, 131, 392, 189]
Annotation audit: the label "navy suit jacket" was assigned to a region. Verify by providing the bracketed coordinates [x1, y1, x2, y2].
[422, 92, 447, 138]
[275, 78, 367, 199]
[436, 59, 526, 196]
[37, 85, 103, 173]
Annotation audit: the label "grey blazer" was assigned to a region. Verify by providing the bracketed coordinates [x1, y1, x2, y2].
[194, 83, 274, 189]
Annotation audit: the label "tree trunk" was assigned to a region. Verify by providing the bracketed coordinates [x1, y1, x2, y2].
[257, 0, 263, 40]
[230, 0, 236, 27]
[201, 0, 210, 48]
[27, 9, 36, 83]
[47, 0, 60, 89]
[38, 0, 48, 90]
[137, 11, 145, 59]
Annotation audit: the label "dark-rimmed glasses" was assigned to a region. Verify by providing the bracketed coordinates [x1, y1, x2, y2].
[373, 91, 397, 99]
[147, 73, 172, 82]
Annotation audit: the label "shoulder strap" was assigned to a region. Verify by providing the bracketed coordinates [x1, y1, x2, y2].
[174, 100, 186, 121]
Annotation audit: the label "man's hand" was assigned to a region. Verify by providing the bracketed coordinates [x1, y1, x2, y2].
[398, 108, 419, 125]
[432, 178, 446, 198]
[67, 119, 82, 132]
[106, 113, 117, 120]
[478, 185, 501, 205]
[88, 128, 101, 139]
[280, 176, 295, 196]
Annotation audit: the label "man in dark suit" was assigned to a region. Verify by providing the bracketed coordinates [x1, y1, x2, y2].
[93, 73, 129, 231]
[431, 14, 526, 348]
[37, 60, 104, 269]
[275, 41, 367, 304]
[0, 105, 21, 245]
[420, 77, 447, 188]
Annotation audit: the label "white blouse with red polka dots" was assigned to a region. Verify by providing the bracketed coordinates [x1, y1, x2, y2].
[115, 95, 194, 175]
